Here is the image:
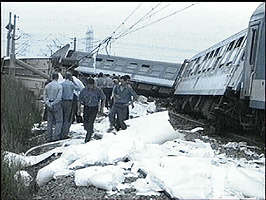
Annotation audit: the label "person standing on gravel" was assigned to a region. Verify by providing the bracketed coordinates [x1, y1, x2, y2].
[108, 75, 139, 132]
[43, 72, 63, 142]
[79, 78, 106, 143]
[60, 72, 81, 139]
[103, 74, 114, 109]
[71, 71, 85, 123]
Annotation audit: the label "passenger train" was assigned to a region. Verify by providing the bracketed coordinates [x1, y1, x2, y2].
[65, 51, 182, 97]
[169, 3, 265, 137]
[1, 3, 264, 138]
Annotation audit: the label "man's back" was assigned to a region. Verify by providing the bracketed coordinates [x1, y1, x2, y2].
[61, 79, 78, 100]
[45, 80, 62, 104]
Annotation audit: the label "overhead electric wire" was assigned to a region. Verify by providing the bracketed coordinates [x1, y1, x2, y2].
[113, 3, 162, 39]
[114, 3, 170, 39]
[68, 3, 143, 68]
[115, 3, 197, 40]
[111, 3, 142, 35]
[68, 3, 197, 71]
[146, 3, 170, 19]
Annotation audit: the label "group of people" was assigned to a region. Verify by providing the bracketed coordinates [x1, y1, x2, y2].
[44, 70, 139, 143]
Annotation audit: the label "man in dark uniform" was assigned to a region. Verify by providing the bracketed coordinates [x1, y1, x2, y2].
[79, 78, 106, 143]
[108, 75, 139, 132]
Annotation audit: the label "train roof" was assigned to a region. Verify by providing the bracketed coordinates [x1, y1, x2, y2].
[69, 51, 177, 65]
[250, 3, 265, 21]
[2, 56, 50, 61]
[189, 28, 248, 61]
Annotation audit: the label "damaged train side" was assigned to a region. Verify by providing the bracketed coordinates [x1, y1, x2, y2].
[67, 51, 182, 97]
[169, 3, 265, 138]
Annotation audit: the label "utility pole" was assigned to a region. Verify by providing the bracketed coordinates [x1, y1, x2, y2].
[6, 12, 12, 57]
[74, 37, 76, 51]
[9, 14, 17, 76]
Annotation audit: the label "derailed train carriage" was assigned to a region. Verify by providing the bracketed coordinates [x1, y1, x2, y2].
[169, 3, 265, 137]
[66, 51, 182, 97]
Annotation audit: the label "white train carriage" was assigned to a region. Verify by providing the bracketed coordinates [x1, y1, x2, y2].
[171, 3, 265, 136]
[241, 3, 265, 110]
[174, 28, 248, 96]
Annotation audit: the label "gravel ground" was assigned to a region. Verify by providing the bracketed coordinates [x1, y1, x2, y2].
[23, 109, 264, 200]
[25, 130, 171, 200]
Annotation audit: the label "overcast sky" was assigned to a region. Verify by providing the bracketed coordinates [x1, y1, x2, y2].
[1, 2, 263, 63]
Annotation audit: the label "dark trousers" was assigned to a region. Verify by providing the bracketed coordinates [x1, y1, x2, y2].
[109, 103, 128, 130]
[103, 88, 113, 109]
[61, 100, 73, 139]
[126, 106, 129, 120]
[83, 106, 98, 143]
[72, 97, 78, 123]
[47, 102, 63, 141]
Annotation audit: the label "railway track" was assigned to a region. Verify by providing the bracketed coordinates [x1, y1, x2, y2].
[168, 109, 265, 151]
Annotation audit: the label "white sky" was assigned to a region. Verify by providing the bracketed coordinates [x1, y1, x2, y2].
[1, 2, 263, 62]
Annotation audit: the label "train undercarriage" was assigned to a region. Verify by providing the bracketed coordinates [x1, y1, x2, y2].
[167, 90, 265, 141]
[132, 82, 174, 98]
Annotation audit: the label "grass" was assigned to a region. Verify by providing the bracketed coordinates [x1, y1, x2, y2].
[1, 74, 42, 200]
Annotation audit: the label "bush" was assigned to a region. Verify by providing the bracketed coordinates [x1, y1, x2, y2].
[1, 74, 42, 200]
[1, 151, 34, 200]
[1, 74, 42, 153]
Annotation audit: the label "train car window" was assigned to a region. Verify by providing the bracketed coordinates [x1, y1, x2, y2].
[249, 26, 258, 65]
[130, 62, 138, 65]
[203, 53, 209, 61]
[226, 40, 235, 51]
[106, 59, 114, 62]
[195, 57, 200, 63]
[233, 36, 247, 65]
[217, 44, 232, 67]
[212, 56, 221, 70]
[209, 50, 215, 58]
[187, 62, 194, 77]
[96, 58, 103, 62]
[190, 60, 198, 75]
[142, 64, 150, 68]
[235, 36, 244, 48]
[214, 48, 220, 57]
[241, 50, 245, 61]
[226, 61, 232, 66]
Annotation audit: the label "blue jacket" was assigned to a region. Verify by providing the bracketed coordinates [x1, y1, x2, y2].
[61, 79, 81, 100]
[113, 84, 138, 105]
[79, 87, 106, 107]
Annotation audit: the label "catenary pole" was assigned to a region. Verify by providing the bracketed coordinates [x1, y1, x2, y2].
[9, 14, 16, 76]
[6, 12, 12, 57]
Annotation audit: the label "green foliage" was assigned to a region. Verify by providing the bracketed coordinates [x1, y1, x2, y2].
[1, 74, 42, 200]
[1, 74, 42, 153]
[1, 151, 34, 200]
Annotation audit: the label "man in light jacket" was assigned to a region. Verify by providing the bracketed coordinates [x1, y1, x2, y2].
[60, 72, 81, 139]
[43, 72, 63, 142]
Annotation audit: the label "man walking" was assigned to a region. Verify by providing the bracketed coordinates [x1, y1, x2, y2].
[60, 72, 81, 139]
[104, 74, 114, 109]
[108, 75, 139, 132]
[43, 72, 63, 142]
[79, 78, 106, 143]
